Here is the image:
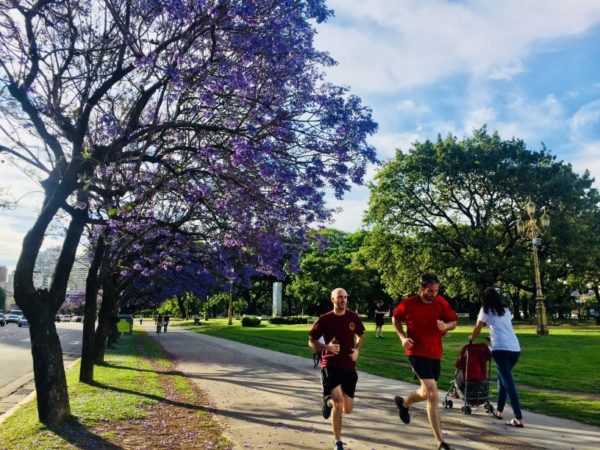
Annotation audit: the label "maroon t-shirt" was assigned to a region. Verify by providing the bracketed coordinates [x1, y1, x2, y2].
[392, 295, 458, 360]
[309, 310, 365, 370]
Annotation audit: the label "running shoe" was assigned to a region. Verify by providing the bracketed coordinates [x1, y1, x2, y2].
[394, 395, 410, 424]
[322, 395, 333, 419]
[334, 440, 344, 450]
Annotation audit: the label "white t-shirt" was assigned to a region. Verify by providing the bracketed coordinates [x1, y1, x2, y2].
[477, 307, 521, 352]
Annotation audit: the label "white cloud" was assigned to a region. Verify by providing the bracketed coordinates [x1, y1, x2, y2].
[463, 107, 497, 135]
[570, 100, 600, 141]
[0, 162, 46, 269]
[368, 131, 424, 160]
[325, 188, 371, 232]
[462, 93, 566, 144]
[568, 142, 600, 189]
[488, 60, 525, 80]
[0, 223, 27, 271]
[395, 99, 416, 113]
[317, 0, 600, 93]
[566, 101, 600, 188]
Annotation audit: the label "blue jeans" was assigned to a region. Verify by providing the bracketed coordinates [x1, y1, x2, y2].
[492, 350, 522, 420]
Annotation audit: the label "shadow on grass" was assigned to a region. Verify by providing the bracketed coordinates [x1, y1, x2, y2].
[87, 380, 206, 412]
[98, 360, 181, 376]
[49, 415, 122, 450]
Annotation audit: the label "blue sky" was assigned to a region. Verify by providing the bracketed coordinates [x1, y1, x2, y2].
[2, 0, 600, 270]
[320, 0, 600, 232]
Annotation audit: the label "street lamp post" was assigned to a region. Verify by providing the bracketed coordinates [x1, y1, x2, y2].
[516, 198, 551, 335]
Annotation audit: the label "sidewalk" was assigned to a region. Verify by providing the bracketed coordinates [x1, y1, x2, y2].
[148, 324, 600, 450]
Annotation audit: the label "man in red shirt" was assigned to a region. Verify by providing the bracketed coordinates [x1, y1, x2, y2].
[308, 288, 365, 450]
[392, 273, 458, 450]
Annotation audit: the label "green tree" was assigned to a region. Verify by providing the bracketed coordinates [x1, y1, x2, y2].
[365, 127, 600, 312]
[286, 229, 389, 315]
[561, 209, 600, 323]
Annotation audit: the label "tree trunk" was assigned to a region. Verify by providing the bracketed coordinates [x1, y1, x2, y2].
[593, 284, 600, 325]
[94, 279, 118, 364]
[512, 291, 521, 320]
[29, 313, 71, 425]
[80, 234, 107, 383]
[468, 295, 478, 320]
[14, 181, 85, 424]
[176, 294, 186, 318]
[521, 296, 529, 320]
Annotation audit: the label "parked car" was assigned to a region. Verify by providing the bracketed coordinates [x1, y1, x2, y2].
[6, 309, 23, 324]
[18, 316, 28, 327]
[0, 313, 5, 326]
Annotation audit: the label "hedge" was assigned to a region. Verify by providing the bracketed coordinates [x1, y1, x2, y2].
[268, 315, 313, 325]
[241, 316, 261, 327]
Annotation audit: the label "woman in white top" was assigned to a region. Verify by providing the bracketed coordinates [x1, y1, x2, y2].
[469, 287, 524, 428]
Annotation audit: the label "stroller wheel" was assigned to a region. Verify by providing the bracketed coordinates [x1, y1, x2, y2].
[461, 405, 472, 415]
[443, 399, 453, 409]
[484, 403, 493, 414]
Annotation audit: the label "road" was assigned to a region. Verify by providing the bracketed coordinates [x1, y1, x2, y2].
[0, 321, 82, 416]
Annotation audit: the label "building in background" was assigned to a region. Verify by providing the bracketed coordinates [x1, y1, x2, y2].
[1, 269, 15, 310]
[0, 265, 7, 311]
[1, 248, 89, 310]
[67, 256, 89, 293]
[34, 247, 61, 289]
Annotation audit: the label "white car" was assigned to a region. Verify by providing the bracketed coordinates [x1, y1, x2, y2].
[18, 316, 28, 327]
[6, 310, 23, 324]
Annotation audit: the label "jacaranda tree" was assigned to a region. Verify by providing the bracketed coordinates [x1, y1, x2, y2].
[0, 0, 377, 424]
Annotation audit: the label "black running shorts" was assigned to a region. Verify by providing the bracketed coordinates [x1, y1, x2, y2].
[409, 355, 441, 381]
[320, 366, 358, 398]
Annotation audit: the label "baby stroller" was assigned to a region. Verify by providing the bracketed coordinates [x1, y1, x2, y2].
[443, 341, 494, 415]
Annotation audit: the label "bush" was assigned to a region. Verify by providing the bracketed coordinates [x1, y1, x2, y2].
[241, 316, 261, 327]
[268, 315, 313, 325]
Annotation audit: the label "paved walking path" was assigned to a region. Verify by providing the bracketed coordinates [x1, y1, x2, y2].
[149, 325, 600, 450]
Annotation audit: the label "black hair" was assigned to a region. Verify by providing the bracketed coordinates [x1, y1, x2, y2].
[482, 287, 505, 316]
[419, 273, 440, 287]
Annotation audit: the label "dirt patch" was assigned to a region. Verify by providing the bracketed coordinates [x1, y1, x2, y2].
[91, 351, 231, 449]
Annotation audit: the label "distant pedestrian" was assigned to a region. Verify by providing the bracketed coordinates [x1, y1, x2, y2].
[156, 315, 163, 335]
[392, 273, 458, 450]
[308, 288, 365, 450]
[163, 315, 170, 333]
[469, 287, 524, 428]
[139, 316, 143, 326]
[374, 300, 387, 339]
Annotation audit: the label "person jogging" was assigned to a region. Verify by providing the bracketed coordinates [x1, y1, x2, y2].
[392, 273, 458, 450]
[308, 288, 365, 450]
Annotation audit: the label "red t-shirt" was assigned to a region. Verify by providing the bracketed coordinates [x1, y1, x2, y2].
[309, 310, 365, 370]
[392, 295, 458, 360]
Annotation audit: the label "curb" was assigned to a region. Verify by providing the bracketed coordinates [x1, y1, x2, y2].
[0, 358, 81, 426]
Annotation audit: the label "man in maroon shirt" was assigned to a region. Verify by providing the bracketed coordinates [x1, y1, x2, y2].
[392, 273, 458, 450]
[308, 288, 365, 450]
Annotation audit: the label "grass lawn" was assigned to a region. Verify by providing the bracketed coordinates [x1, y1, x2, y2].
[0, 330, 230, 450]
[182, 318, 600, 426]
